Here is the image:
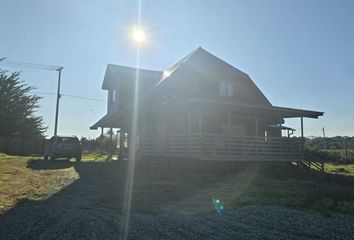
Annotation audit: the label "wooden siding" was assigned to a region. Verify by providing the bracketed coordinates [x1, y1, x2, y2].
[139, 134, 304, 161]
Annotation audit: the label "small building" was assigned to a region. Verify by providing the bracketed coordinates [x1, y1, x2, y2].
[90, 47, 323, 162]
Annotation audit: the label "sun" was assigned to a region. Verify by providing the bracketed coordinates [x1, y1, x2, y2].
[132, 27, 146, 44]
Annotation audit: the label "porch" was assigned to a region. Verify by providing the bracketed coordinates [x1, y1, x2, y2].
[91, 98, 323, 162]
[139, 134, 304, 162]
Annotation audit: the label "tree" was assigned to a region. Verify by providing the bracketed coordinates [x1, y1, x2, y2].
[0, 70, 46, 137]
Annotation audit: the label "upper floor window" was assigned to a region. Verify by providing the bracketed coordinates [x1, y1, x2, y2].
[110, 89, 116, 103]
[219, 80, 233, 96]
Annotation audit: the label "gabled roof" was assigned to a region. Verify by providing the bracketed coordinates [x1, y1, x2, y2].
[102, 64, 162, 90]
[156, 47, 249, 86]
[153, 47, 272, 106]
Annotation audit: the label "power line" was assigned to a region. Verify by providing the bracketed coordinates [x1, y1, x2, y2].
[33, 92, 56, 95]
[33, 92, 105, 102]
[0, 60, 62, 71]
[63, 77, 96, 111]
[61, 94, 105, 103]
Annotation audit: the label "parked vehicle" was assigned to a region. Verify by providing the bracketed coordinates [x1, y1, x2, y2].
[44, 136, 82, 162]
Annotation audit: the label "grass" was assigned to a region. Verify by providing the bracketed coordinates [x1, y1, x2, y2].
[0, 154, 79, 213]
[1, 152, 354, 218]
[154, 163, 354, 217]
[0, 152, 111, 213]
[218, 164, 354, 216]
[324, 162, 354, 176]
[81, 152, 110, 161]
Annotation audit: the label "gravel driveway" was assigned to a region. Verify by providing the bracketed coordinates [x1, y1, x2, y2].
[1, 160, 354, 240]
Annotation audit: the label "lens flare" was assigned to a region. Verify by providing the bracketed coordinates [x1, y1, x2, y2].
[132, 27, 146, 44]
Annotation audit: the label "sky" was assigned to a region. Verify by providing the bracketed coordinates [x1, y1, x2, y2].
[0, 0, 353, 138]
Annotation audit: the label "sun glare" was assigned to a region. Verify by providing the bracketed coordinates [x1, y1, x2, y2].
[132, 27, 146, 44]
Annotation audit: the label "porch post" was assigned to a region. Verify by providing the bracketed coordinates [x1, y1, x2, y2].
[117, 127, 122, 160]
[255, 119, 258, 137]
[198, 105, 202, 133]
[188, 107, 191, 133]
[163, 108, 167, 133]
[123, 129, 126, 159]
[198, 105, 202, 159]
[228, 110, 231, 134]
[300, 117, 304, 139]
[109, 128, 113, 160]
[100, 127, 104, 154]
[119, 128, 124, 160]
[300, 117, 305, 159]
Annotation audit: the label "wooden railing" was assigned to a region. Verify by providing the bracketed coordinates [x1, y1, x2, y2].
[139, 134, 304, 161]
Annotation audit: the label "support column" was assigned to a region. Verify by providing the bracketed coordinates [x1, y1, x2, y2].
[198, 106, 202, 133]
[109, 128, 113, 160]
[162, 108, 167, 134]
[228, 110, 231, 134]
[100, 127, 104, 154]
[117, 128, 122, 160]
[188, 107, 191, 133]
[255, 119, 258, 137]
[300, 117, 304, 139]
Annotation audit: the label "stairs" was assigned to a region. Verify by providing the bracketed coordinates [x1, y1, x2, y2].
[297, 150, 325, 172]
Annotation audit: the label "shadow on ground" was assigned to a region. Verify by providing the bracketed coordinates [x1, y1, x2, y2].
[27, 159, 75, 170]
[1, 159, 354, 240]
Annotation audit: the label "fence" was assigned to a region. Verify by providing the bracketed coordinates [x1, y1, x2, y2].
[0, 137, 46, 156]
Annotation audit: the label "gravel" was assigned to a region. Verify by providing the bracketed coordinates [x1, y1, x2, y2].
[1, 160, 354, 239]
[2, 202, 354, 240]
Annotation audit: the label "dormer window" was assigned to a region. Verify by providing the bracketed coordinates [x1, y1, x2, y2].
[111, 89, 116, 103]
[219, 80, 233, 96]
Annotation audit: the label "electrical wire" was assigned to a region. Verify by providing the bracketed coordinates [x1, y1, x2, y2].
[61, 94, 105, 103]
[0, 60, 101, 112]
[33, 92, 105, 103]
[0, 60, 62, 71]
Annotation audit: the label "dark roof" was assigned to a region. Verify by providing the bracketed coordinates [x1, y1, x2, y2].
[173, 97, 324, 119]
[268, 125, 296, 131]
[156, 47, 249, 87]
[90, 113, 122, 130]
[152, 47, 272, 106]
[102, 64, 162, 90]
[91, 47, 324, 130]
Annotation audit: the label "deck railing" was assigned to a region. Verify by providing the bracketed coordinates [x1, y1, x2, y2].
[140, 133, 304, 161]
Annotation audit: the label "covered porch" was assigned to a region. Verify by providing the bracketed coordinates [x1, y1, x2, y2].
[90, 98, 323, 162]
[138, 98, 323, 161]
[139, 134, 304, 161]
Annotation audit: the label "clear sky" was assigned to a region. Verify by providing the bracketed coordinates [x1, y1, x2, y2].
[1, 0, 353, 138]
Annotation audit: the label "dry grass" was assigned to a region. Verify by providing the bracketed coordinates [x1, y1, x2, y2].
[0, 154, 79, 213]
[324, 163, 354, 176]
[1, 153, 354, 218]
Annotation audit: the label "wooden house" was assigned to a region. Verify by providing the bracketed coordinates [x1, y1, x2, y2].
[90, 47, 323, 162]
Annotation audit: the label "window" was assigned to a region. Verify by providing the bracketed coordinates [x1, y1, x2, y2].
[111, 89, 116, 103]
[219, 80, 233, 96]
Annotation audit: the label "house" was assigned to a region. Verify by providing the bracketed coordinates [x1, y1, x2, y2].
[90, 47, 323, 162]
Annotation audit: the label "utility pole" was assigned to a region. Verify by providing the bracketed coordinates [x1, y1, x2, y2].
[54, 67, 63, 136]
[345, 137, 348, 161]
[0, 60, 63, 136]
[322, 127, 326, 151]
